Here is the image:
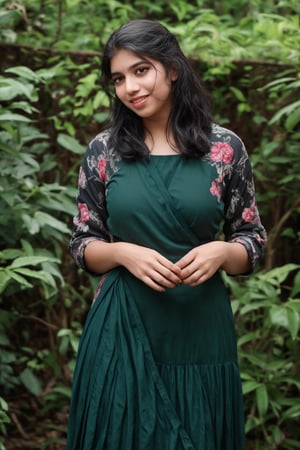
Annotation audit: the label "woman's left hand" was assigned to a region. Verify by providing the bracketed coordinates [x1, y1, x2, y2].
[176, 241, 227, 286]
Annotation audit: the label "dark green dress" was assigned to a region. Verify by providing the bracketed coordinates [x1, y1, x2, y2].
[67, 126, 267, 449]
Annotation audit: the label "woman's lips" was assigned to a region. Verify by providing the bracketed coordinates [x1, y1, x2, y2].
[130, 95, 149, 108]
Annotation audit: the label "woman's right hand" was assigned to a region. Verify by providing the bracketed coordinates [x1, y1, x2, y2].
[84, 240, 182, 291]
[116, 242, 182, 292]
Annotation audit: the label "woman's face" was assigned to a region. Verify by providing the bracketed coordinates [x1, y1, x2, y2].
[110, 49, 177, 124]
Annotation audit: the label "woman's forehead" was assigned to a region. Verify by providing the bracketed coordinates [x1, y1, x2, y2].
[110, 49, 157, 73]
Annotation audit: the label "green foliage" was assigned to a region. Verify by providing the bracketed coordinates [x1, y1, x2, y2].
[46, 57, 108, 137]
[0, 397, 10, 450]
[226, 265, 300, 448]
[0, 65, 73, 277]
[0, 0, 299, 447]
[0, 63, 80, 446]
[0, 0, 299, 65]
[251, 69, 300, 269]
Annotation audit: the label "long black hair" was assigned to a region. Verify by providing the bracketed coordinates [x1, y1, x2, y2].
[101, 20, 213, 160]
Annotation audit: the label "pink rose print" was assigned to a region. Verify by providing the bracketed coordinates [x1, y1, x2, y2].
[211, 142, 234, 164]
[98, 159, 106, 182]
[78, 203, 90, 222]
[242, 205, 257, 223]
[210, 180, 221, 202]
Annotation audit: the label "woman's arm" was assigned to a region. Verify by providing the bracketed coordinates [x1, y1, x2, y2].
[177, 129, 266, 286]
[70, 137, 181, 292]
[84, 240, 182, 292]
[177, 241, 250, 286]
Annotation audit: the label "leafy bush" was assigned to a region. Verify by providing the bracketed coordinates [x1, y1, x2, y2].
[0, 56, 102, 447]
[226, 265, 300, 449]
[0, 65, 77, 445]
[0, 0, 300, 448]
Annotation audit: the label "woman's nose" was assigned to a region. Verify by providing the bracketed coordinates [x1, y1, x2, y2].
[124, 76, 139, 93]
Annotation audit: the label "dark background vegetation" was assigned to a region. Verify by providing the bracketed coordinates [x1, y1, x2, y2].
[0, 0, 299, 449]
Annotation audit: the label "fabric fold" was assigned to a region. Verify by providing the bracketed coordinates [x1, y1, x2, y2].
[67, 268, 245, 450]
[140, 159, 202, 247]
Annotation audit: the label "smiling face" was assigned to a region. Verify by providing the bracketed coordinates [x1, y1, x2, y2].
[110, 49, 177, 125]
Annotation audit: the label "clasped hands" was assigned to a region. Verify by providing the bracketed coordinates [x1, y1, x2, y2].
[123, 241, 227, 292]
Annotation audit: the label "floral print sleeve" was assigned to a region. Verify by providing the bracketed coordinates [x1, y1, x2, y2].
[209, 124, 267, 271]
[69, 130, 120, 270]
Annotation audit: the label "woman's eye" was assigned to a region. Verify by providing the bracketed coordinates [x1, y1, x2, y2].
[136, 67, 149, 75]
[112, 76, 123, 85]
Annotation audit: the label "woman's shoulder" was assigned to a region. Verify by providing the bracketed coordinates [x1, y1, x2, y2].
[209, 123, 248, 162]
[210, 123, 244, 146]
[88, 128, 113, 156]
[84, 129, 121, 183]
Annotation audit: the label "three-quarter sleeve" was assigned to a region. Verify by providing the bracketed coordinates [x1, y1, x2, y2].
[69, 140, 112, 271]
[221, 133, 267, 271]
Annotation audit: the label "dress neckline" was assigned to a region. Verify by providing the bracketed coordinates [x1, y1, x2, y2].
[150, 153, 182, 157]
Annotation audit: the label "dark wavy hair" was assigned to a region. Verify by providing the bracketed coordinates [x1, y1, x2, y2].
[101, 20, 213, 160]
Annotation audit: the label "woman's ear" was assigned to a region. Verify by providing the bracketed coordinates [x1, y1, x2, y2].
[170, 67, 178, 82]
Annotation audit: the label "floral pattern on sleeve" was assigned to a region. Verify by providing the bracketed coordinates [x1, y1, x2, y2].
[69, 129, 121, 270]
[207, 124, 267, 271]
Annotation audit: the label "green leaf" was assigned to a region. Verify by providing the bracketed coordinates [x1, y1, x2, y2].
[240, 300, 269, 315]
[0, 272, 11, 294]
[0, 397, 8, 412]
[57, 329, 72, 338]
[245, 415, 264, 433]
[21, 239, 34, 256]
[0, 113, 32, 122]
[270, 300, 300, 339]
[291, 271, 300, 297]
[270, 100, 300, 125]
[19, 368, 42, 396]
[280, 404, 300, 422]
[0, 9, 19, 24]
[5, 269, 33, 289]
[270, 425, 284, 445]
[283, 439, 300, 448]
[5, 66, 40, 81]
[0, 249, 22, 261]
[242, 380, 261, 395]
[256, 384, 268, 417]
[286, 306, 300, 340]
[58, 335, 69, 355]
[57, 133, 85, 154]
[268, 156, 294, 164]
[10, 256, 57, 269]
[0, 78, 35, 101]
[34, 211, 70, 234]
[270, 305, 288, 328]
[22, 214, 40, 235]
[47, 385, 72, 398]
[285, 107, 300, 131]
[229, 86, 247, 102]
[42, 262, 64, 285]
[0, 86, 18, 101]
[13, 268, 56, 287]
[238, 331, 260, 346]
[9, 101, 37, 115]
[262, 264, 299, 285]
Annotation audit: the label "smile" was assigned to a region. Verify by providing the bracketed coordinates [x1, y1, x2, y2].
[130, 95, 149, 107]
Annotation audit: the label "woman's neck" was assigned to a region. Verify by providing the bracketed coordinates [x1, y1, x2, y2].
[144, 124, 179, 156]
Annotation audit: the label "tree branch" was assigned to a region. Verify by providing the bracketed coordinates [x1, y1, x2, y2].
[0, 42, 295, 67]
[0, 41, 102, 58]
[265, 197, 300, 270]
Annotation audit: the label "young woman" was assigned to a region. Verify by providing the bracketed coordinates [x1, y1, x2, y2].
[67, 19, 267, 450]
